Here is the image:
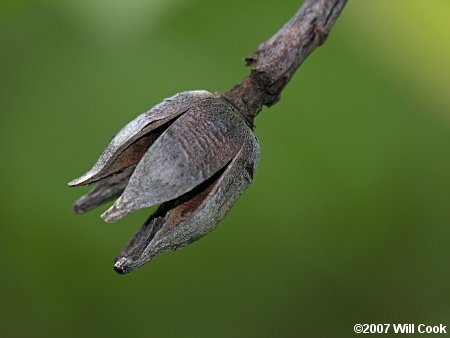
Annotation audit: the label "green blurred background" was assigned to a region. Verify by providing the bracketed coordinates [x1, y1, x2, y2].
[1, 0, 449, 337]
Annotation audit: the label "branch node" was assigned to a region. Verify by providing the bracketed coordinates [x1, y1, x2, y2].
[223, 0, 347, 122]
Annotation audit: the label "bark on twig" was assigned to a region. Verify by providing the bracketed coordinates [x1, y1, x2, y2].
[222, 0, 347, 124]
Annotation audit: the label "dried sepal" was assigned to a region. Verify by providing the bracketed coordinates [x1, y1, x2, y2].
[69, 90, 213, 187]
[72, 167, 134, 214]
[69, 91, 260, 274]
[101, 98, 249, 223]
[113, 127, 259, 274]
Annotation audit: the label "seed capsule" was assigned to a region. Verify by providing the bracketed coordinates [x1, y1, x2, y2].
[69, 90, 259, 274]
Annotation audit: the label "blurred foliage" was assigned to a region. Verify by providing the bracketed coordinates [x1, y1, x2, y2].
[0, 0, 449, 337]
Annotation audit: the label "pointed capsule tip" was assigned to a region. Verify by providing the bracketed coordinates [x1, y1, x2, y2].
[101, 199, 131, 223]
[113, 260, 127, 275]
[113, 258, 130, 275]
[68, 174, 92, 187]
[68, 179, 79, 187]
[72, 204, 87, 215]
[68, 166, 105, 187]
[101, 210, 118, 223]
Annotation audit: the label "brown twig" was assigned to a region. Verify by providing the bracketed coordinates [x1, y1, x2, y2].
[222, 0, 347, 125]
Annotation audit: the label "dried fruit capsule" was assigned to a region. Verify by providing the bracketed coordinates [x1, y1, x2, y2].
[69, 91, 259, 274]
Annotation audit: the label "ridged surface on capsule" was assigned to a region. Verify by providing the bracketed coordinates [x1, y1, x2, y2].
[114, 121, 259, 273]
[69, 91, 260, 274]
[69, 90, 213, 187]
[102, 98, 249, 222]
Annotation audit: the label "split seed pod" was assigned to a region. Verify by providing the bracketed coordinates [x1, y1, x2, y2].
[69, 91, 259, 274]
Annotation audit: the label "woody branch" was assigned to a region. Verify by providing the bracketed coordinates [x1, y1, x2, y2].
[222, 0, 347, 124]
